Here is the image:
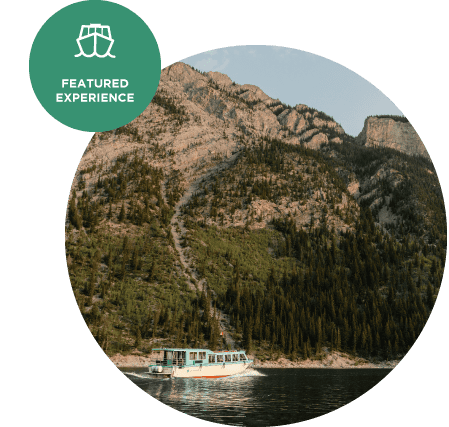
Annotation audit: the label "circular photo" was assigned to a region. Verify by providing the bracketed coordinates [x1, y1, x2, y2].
[65, 46, 446, 426]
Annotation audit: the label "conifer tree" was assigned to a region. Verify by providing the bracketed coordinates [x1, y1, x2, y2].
[426, 283, 434, 309]
[119, 202, 126, 222]
[107, 203, 113, 219]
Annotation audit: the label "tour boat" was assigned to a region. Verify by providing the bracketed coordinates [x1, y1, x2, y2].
[149, 348, 253, 378]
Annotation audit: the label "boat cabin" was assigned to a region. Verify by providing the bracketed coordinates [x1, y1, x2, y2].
[151, 348, 249, 367]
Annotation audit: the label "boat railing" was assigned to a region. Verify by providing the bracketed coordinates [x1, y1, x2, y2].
[154, 358, 186, 366]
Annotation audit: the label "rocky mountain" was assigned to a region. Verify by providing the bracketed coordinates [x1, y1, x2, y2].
[66, 62, 445, 364]
[355, 116, 429, 159]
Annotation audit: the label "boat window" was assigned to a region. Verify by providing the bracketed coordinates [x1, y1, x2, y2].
[199, 352, 206, 360]
[189, 352, 197, 360]
[208, 355, 216, 363]
[232, 354, 238, 361]
[217, 355, 223, 362]
[165, 351, 173, 360]
[173, 351, 185, 365]
[225, 355, 232, 362]
[239, 354, 247, 361]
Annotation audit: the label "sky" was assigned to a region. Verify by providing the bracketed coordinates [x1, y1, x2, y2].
[182, 46, 403, 137]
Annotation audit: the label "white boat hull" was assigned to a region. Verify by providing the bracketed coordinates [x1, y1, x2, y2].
[150, 362, 252, 378]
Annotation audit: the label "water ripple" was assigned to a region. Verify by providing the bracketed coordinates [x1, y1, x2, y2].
[121, 367, 391, 426]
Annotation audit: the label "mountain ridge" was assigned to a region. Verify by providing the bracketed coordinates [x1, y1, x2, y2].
[65, 62, 445, 364]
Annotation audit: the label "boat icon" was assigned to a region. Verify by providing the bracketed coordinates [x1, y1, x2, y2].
[75, 24, 115, 58]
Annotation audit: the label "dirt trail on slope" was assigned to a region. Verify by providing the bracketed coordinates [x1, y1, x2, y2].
[166, 153, 240, 349]
[160, 180, 198, 292]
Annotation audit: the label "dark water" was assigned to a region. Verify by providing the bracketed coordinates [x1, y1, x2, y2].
[121, 367, 391, 426]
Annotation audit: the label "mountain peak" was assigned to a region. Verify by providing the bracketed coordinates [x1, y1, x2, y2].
[355, 116, 429, 159]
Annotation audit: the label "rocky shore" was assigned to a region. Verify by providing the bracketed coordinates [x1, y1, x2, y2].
[110, 353, 153, 368]
[252, 351, 399, 369]
[110, 350, 400, 369]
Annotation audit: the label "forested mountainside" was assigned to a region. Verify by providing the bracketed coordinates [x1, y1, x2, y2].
[65, 62, 446, 362]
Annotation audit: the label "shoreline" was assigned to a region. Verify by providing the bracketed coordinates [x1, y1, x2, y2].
[110, 351, 400, 369]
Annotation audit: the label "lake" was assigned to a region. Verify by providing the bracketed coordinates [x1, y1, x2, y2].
[121, 367, 391, 426]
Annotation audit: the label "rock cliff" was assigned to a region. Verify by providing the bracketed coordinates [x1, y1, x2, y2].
[355, 116, 429, 159]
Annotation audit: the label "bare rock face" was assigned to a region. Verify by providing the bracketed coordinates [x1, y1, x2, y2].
[305, 132, 328, 149]
[330, 137, 343, 144]
[278, 109, 308, 134]
[300, 128, 319, 141]
[165, 62, 207, 87]
[239, 84, 274, 103]
[206, 71, 234, 88]
[356, 117, 429, 159]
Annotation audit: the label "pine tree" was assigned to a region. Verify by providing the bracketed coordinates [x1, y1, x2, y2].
[119, 202, 126, 222]
[152, 310, 160, 338]
[68, 190, 83, 229]
[147, 261, 155, 282]
[243, 318, 253, 353]
[316, 317, 322, 355]
[132, 324, 141, 348]
[426, 283, 434, 309]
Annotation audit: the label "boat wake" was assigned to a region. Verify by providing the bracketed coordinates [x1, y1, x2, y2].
[123, 371, 153, 380]
[216, 369, 266, 379]
[122, 369, 266, 380]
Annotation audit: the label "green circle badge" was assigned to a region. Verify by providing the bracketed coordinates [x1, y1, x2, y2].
[30, 0, 161, 132]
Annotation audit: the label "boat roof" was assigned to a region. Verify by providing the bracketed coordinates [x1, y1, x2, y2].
[152, 348, 246, 353]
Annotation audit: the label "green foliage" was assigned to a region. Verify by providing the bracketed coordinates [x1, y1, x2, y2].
[219, 208, 440, 359]
[326, 141, 446, 246]
[187, 226, 296, 295]
[368, 115, 409, 123]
